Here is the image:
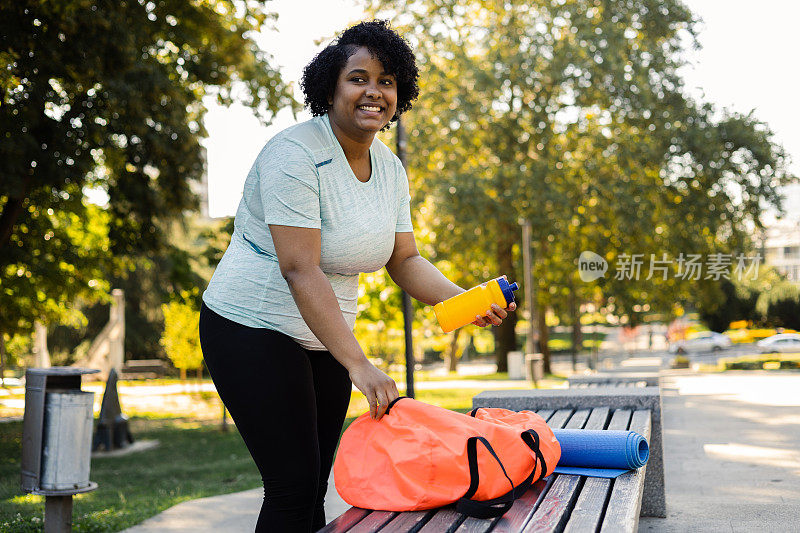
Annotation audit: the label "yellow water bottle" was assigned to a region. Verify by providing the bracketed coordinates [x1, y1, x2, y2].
[434, 277, 519, 333]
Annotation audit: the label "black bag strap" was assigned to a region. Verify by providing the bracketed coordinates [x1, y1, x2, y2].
[456, 436, 516, 519]
[471, 408, 548, 481]
[521, 429, 548, 482]
[382, 396, 409, 415]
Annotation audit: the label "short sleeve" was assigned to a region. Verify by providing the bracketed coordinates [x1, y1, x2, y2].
[258, 139, 321, 229]
[395, 159, 413, 233]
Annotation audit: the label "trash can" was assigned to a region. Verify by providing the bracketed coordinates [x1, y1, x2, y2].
[525, 353, 544, 385]
[41, 391, 94, 491]
[508, 351, 525, 380]
[21, 367, 99, 533]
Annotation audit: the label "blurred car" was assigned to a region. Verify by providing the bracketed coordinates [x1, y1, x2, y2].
[756, 333, 800, 353]
[669, 331, 732, 354]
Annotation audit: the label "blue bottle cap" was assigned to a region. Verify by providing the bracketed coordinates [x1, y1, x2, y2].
[496, 277, 519, 306]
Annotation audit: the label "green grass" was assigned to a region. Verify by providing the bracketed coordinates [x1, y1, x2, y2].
[408, 372, 566, 383]
[0, 418, 261, 532]
[545, 331, 606, 353]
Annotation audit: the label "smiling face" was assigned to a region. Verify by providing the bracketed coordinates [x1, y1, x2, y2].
[328, 46, 398, 139]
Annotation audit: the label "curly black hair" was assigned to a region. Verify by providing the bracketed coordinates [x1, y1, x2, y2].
[300, 20, 419, 128]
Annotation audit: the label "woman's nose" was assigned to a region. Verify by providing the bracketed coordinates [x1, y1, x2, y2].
[365, 86, 381, 99]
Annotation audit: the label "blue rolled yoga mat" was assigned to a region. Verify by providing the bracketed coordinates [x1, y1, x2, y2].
[551, 429, 649, 479]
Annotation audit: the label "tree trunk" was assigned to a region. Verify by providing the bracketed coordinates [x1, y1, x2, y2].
[220, 404, 229, 433]
[537, 304, 551, 374]
[494, 233, 518, 373]
[0, 195, 26, 255]
[0, 333, 6, 388]
[569, 286, 582, 371]
[462, 334, 475, 362]
[444, 329, 461, 373]
[534, 237, 551, 374]
[180, 368, 186, 380]
[196, 367, 202, 380]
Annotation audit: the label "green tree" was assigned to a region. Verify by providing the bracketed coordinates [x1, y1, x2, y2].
[1, 1, 296, 340]
[369, 0, 794, 371]
[756, 279, 800, 329]
[0, 201, 111, 342]
[698, 277, 759, 332]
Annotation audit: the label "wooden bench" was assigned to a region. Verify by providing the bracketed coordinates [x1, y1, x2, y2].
[323, 388, 664, 532]
[119, 359, 170, 380]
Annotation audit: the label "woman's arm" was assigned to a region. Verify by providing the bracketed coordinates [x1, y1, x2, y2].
[385, 232, 515, 326]
[269, 224, 398, 420]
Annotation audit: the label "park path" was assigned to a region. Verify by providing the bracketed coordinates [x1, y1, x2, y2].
[639, 371, 800, 532]
[123, 368, 800, 532]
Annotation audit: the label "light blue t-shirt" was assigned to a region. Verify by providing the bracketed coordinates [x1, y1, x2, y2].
[203, 114, 413, 350]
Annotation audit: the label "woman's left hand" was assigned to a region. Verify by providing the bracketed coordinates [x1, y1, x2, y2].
[472, 301, 517, 328]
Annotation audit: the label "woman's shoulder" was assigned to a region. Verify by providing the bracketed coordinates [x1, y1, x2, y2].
[371, 135, 403, 171]
[255, 116, 334, 167]
[274, 115, 337, 154]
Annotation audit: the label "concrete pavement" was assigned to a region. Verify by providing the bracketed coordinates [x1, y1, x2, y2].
[639, 371, 800, 532]
[122, 470, 348, 532]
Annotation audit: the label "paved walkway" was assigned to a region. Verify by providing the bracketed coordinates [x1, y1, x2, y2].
[639, 371, 800, 532]
[123, 367, 800, 532]
[123, 473, 348, 532]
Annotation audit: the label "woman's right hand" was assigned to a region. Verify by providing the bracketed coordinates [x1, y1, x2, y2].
[348, 359, 399, 420]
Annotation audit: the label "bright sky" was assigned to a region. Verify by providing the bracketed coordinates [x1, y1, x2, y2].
[202, 0, 800, 221]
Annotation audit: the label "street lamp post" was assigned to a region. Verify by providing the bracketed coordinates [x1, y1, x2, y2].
[396, 117, 415, 398]
[520, 219, 537, 356]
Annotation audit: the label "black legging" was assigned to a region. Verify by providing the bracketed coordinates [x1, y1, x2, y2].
[199, 304, 352, 532]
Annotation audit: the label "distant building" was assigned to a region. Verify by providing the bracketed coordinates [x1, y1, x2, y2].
[763, 220, 800, 282]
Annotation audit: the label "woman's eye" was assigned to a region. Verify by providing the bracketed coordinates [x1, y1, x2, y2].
[381, 79, 394, 85]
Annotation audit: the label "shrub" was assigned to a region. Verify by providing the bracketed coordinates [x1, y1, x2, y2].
[756, 282, 800, 329]
[160, 302, 202, 379]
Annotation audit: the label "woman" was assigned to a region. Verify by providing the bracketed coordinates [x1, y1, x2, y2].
[199, 20, 515, 531]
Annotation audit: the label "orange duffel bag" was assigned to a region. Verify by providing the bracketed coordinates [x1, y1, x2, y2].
[333, 397, 561, 518]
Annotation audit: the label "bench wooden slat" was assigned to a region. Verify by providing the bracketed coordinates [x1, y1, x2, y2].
[566, 409, 590, 429]
[416, 507, 464, 532]
[454, 515, 495, 533]
[534, 409, 554, 421]
[517, 407, 587, 531]
[582, 407, 610, 430]
[320, 507, 370, 532]
[520, 474, 581, 532]
[606, 409, 632, 431]
[545, 408, 572, 430]
[561, 406, 615, 532]
[348, 510, 397, 532]
[491, 477, 552, 533]
[564, 408, 631, 532]
[600, 410, 652, 533]
[379, 510, 434, 532]
[562, 477, 612, 533]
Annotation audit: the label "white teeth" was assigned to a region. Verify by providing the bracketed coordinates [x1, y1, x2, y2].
[359, 105, 381, 112]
